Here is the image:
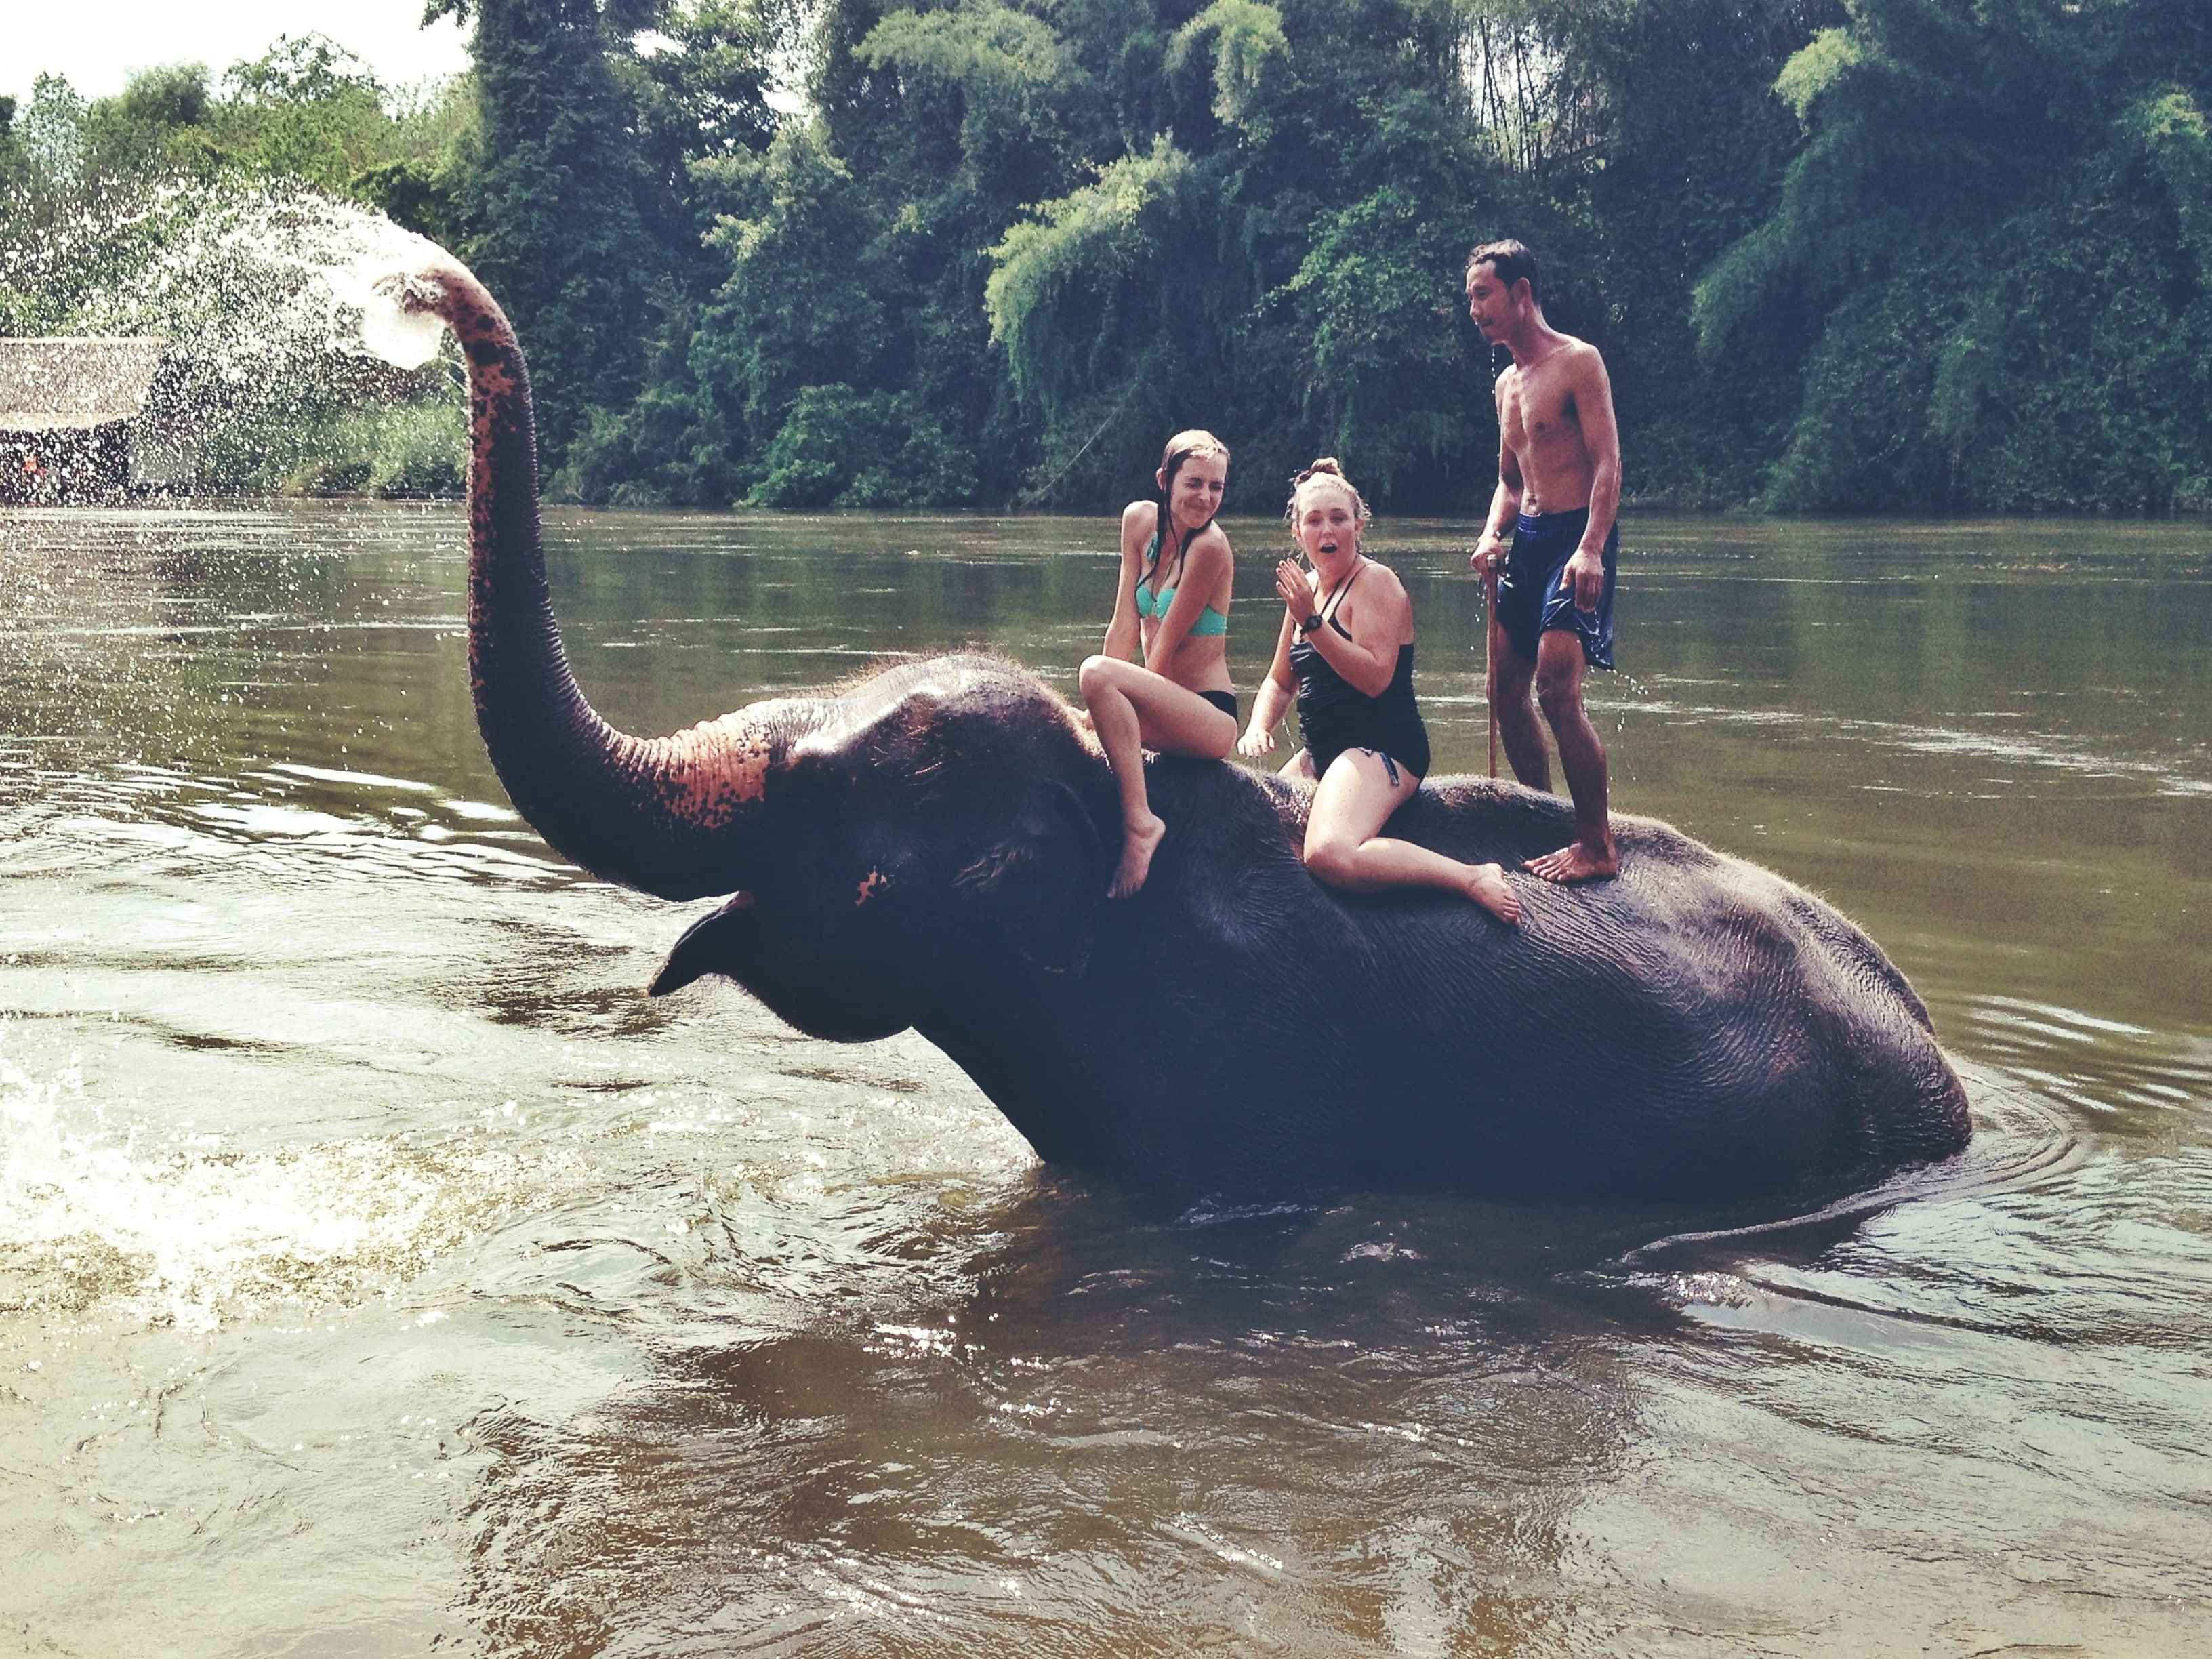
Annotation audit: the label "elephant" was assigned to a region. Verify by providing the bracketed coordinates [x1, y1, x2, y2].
[392, 258, 1972, 1206]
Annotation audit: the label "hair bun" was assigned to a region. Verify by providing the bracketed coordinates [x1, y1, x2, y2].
[1284, 457, 1372, 529]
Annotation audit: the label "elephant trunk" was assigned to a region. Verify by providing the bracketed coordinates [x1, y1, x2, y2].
[394, 261, 785, 900]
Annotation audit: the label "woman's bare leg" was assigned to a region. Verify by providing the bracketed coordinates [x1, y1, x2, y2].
[1302, 750, 1521, 924]
[1078, 657, 1237, 897]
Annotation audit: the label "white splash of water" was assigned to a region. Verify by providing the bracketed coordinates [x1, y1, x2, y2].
[0, 178, 462, 487]
[331, 260, 448, 371]
[0, 1029, 556, 1334]
[10, 178, 446, 354]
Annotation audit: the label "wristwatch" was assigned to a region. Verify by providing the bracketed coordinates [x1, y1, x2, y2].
[1298, 612, 1322, 634]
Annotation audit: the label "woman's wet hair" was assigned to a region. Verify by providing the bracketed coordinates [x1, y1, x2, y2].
[1149, 429, 1230, 580]
[1159, 428, 1229, 478]
[1285, 457, 1372, 533]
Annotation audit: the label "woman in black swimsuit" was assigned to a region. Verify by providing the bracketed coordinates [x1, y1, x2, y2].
[1240, 459, 1520, 924]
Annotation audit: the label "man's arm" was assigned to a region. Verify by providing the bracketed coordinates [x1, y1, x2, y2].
[1565, 346, 1620, 609]
[1574, 346, 1620, 552]
[1470, 378, 1525, 575]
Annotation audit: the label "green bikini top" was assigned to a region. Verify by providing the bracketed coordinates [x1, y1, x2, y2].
[1135, 529, 1229, 636]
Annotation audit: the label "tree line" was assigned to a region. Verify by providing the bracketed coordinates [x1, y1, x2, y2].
[3, 1, 2206, 514]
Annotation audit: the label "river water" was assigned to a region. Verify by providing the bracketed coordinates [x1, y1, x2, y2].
[3, 501, 2207, 1656]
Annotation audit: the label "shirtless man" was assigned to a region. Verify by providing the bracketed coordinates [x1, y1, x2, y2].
[1465, 239, 1623, 883]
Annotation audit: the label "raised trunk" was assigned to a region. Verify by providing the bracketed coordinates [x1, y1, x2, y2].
[400, 261, 778, 900]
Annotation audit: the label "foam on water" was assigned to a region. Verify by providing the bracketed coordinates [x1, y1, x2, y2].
[0, 1025, 584, 1334]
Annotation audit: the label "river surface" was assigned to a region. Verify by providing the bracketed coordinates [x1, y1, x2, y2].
[3, 501, 2208, 1656]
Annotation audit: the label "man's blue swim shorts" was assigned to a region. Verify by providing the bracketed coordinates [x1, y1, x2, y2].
[1494, 506, 1617, 671]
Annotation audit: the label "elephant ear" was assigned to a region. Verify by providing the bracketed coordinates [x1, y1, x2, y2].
[787, 677, 1105, 975]
[951, 780, 1103, 976]
[649, 893, 755, 998]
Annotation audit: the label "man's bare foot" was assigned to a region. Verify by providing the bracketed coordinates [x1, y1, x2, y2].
[1109, 813, 1167, 898]
[1465, 861, 1521, 925]
[1526, 838, 1619, 884]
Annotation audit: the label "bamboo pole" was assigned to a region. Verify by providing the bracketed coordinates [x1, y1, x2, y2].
[1483, 566, 1499, 779]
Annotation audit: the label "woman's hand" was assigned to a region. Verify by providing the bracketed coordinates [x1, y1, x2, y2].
[1272, 558, 1309, 615]
[1237, 719, 1276, 758]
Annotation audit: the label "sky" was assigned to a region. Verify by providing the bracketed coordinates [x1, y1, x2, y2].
[5, 2, 474, 109]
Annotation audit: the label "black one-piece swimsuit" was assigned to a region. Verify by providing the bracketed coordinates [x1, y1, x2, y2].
[1289, 564, 1431, 779]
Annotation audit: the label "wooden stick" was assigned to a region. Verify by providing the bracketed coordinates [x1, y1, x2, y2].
[1483, 567, 1499, 779]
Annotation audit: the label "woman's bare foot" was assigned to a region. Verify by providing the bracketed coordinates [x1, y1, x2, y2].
[1109, 813, 1168, 898]
[1465, 861, 1522, 925]
[1526, 838, 1618, 884]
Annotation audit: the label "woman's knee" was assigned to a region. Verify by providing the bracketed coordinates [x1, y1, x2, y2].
[1303, 835, 1359, 886]
[1078, 655, 1119, 702]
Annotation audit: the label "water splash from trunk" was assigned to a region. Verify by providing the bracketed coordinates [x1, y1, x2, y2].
[0, 178, 462, 492]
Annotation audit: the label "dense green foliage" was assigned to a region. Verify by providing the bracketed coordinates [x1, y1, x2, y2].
[3, 0, 2205, 512]
[0, 39, 478, 239]
[1697, 0, 2212, 511]
[559, 0, 1887, 511]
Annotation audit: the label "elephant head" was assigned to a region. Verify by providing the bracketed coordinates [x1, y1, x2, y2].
[390, 264, 1112, 1040]
[642, 655, 1119, 1034]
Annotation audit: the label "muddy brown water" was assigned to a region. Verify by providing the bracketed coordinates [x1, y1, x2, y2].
[3, 501, 2207, 1655]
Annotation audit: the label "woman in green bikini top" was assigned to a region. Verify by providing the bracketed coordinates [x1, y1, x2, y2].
[1078, 428, 1240, 899]
[1131, 542, 1228, 635]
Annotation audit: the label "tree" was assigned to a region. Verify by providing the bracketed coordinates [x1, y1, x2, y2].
[986, 136, 1242, 501]
[214, 35, 396, 197]
[1696, 0, 2211, 511]
[694, 122, 892, 438]
[983, 1, 1513, 504]
[429, 0, 672, 476]
[433, 0, 802, 495]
